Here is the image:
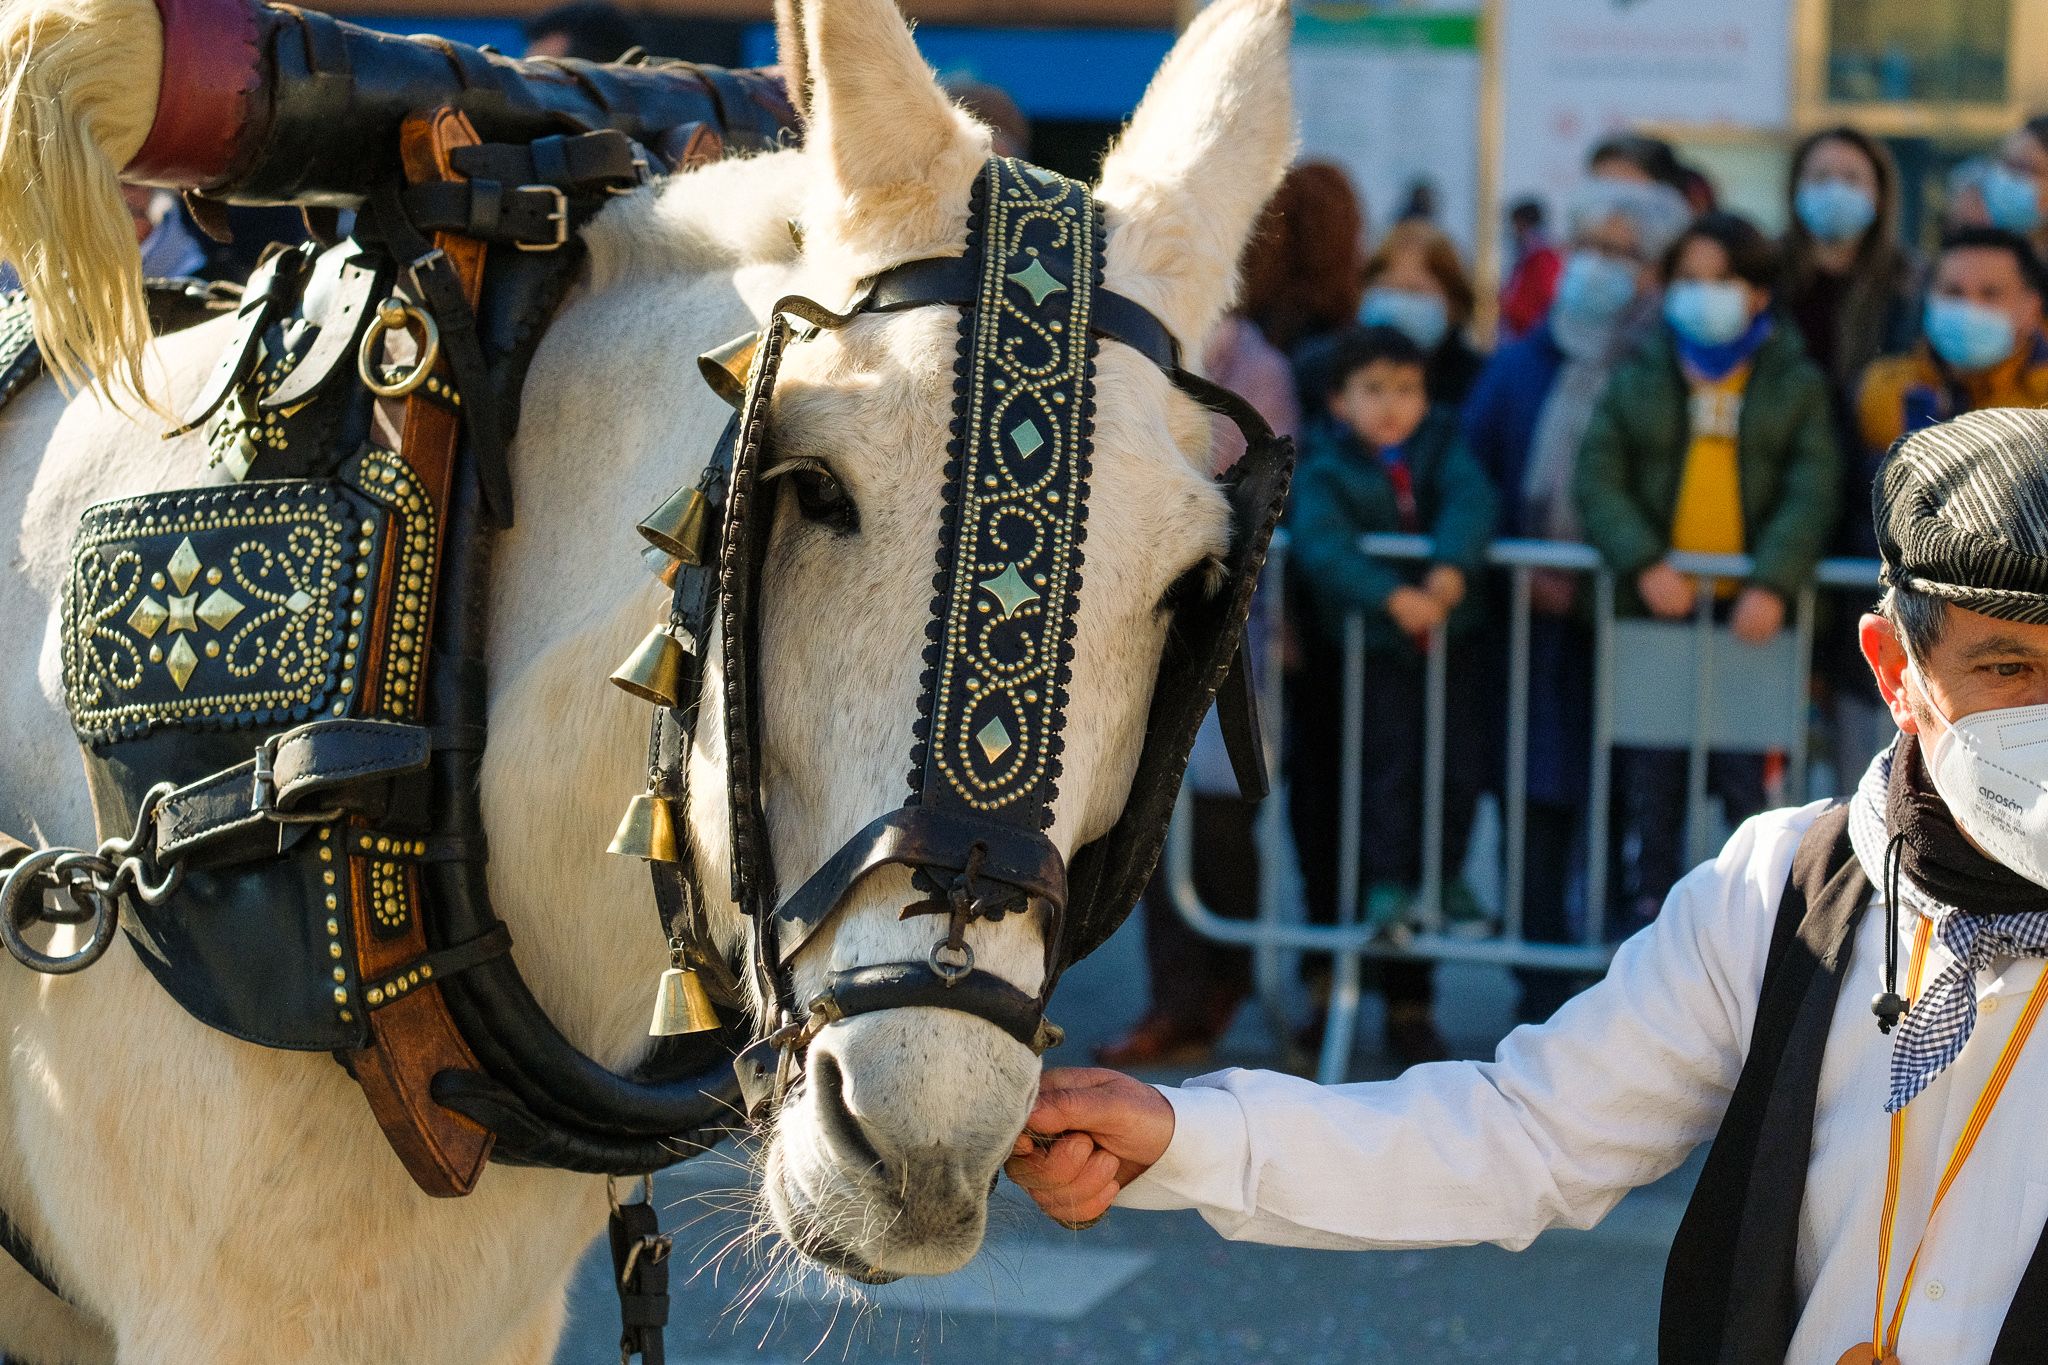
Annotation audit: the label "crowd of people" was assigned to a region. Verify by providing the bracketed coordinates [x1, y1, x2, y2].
[1102, 117, 2048, 1072]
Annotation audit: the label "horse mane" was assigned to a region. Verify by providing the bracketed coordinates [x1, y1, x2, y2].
[0, 0, 163, 410]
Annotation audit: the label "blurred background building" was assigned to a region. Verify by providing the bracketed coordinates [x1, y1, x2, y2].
[343, 0, 2048, 335]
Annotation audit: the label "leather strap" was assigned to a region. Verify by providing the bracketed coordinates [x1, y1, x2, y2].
[168, 247, 308, 436]
[449, 132, 645, 191]
[152, 719, 436, 862]
[767, 806, 1066, 971]
[866, 256, 1182, 372]
[339, 108, 500, 1199]
[260, 255, 383, 411]
[400, 181, 571, 250]
[608, 1195, 672, 1365]
[822, 963, 1047, 1048]
[1214, 643, 1267, 802]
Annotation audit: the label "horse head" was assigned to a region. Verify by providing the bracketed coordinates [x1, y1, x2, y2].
[698, 0, 1296, 1279]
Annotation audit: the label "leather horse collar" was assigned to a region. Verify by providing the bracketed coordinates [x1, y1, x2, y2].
[619, 157, 1294, 1121]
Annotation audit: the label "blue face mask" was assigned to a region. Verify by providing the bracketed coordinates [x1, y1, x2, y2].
[1924, 296, 2018, 372]
[1663, 280, 1754, 347]
[1551, 251, 1639, 329]
[1983, 164, 2043, 235]
[1360, 287, 1450, 351]
[1794, 179, 1878, 244]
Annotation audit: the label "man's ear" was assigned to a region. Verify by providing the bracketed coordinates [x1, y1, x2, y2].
[1859, 612, 1919, 735]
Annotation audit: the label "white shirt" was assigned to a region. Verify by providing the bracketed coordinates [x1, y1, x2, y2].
[1117, 801, 2048, 1363]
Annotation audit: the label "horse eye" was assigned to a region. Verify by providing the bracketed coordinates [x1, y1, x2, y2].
[767, 458, 859, 535]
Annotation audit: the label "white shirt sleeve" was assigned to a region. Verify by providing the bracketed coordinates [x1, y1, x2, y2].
[1113, 802, 1828, 1251]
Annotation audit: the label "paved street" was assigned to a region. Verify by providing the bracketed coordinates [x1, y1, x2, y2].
[554, 908, 1699, 1364]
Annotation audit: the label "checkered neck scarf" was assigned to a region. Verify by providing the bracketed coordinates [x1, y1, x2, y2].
[1849, 745, 2048, 1112]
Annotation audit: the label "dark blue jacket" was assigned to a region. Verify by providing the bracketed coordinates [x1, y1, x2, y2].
[1458, 321, 1592, 807]
[1460, 322, 1567, 537]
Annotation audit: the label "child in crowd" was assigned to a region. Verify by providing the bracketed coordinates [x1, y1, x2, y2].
[1574, 212, 1841, 927]
[1287, 327, 1498, 1059]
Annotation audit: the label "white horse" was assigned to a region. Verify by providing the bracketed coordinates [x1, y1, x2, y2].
[0, 0, 1293, 1358]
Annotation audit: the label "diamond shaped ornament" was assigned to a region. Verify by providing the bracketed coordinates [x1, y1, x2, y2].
[127, 597, 169, 639]
[976, 716, 1014, 765]
[166, 537, 202, 593]
[164, 636, 199, 691]
[1007, 258, 1067, 307]
[1008, 420, 1045, 460]
[285, 590, 315, 615]
[197, 588, 245, 631]
[979, 564, 1040, 620]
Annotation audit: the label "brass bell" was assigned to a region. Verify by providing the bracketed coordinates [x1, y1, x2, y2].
[698, 330, 761, 408]
[608, 793, 680, 862]
[641, 544, 681, 587]
[650, 964, 722, 1036]
[638, 486, 711, 566]
[608, 627, 686, 707]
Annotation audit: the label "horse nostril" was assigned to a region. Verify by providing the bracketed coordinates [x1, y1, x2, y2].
[809, 1050, 888, 1179]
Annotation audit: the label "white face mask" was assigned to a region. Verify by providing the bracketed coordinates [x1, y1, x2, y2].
[1909, 654, 2048, 890]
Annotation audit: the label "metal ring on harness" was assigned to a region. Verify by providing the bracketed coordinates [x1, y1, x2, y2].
[357, 298, 441, 398]
[0, 847, 120, 976]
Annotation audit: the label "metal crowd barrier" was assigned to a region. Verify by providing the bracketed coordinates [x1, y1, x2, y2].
[1163, 531, 1884, 1083]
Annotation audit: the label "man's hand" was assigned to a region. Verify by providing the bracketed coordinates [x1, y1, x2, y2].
[1730, 585, 1785, 644]
[1422, 564, 1467, 611]
[1637, 561, 1698, 620]
[1006, 1068, 1175, 1226]
[1386, 585, 1448, 637]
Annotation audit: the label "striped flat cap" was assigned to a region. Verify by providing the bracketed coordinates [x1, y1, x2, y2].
[1877, 408, 2048, 625]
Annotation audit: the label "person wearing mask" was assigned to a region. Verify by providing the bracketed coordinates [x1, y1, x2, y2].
[1289, 326, 1499, 1066]
[1589, 131, 1718, 214]
[1782, 127, 1921, 438]
[1095, 305, 1300, 1067]
[1779, 126, 1922, 798]
[1463, 177, 1691, 1021]
[1497, 197, 1564, 341]
[1353, 220, 1486, 407]
[1974, 115, 2048, 258]
[1576, 212, 1842, 929]
[1013, 414, 2048, 1365]
[1858, 228, 2048, 456]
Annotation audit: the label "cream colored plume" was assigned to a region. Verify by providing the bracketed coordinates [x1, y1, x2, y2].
[0, 0, 165, 407]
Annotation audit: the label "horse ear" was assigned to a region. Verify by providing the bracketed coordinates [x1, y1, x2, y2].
[799, 0, 989, 271]
[1096, 0, 1296, 355]
[773, 0, 809, 124]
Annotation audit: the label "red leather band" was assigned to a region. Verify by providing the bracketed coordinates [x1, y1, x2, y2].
[124, 0, 263, 187]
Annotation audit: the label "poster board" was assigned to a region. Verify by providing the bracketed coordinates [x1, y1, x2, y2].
[1292, 3, 1485, 254]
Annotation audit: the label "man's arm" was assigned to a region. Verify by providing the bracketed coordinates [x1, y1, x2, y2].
[1010, 805, 1826, 1250]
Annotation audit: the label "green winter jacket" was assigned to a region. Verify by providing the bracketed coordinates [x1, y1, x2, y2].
[1573, 320, 1843, 615]
[1289, 405, 1499, 653]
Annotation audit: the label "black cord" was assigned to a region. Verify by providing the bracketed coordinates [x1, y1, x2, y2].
[1875, 831, 1910, 1033]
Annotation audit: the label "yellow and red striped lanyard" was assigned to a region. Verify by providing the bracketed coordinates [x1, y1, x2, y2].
[1851, 914, 2048, 1364]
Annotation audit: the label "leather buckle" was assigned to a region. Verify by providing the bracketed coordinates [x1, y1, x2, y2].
[607, 156, 651, 196]
[515, 185, 569, 251]
[250, 734, 282, 814]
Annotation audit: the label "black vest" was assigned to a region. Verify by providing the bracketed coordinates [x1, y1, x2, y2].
[1659, 804, 2048, 1362]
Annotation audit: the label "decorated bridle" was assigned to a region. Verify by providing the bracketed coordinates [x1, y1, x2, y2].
[611, 157, 1292, 1119]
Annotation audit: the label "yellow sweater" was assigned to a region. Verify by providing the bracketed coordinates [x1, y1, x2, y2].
[1670, 365, 1749, 594]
